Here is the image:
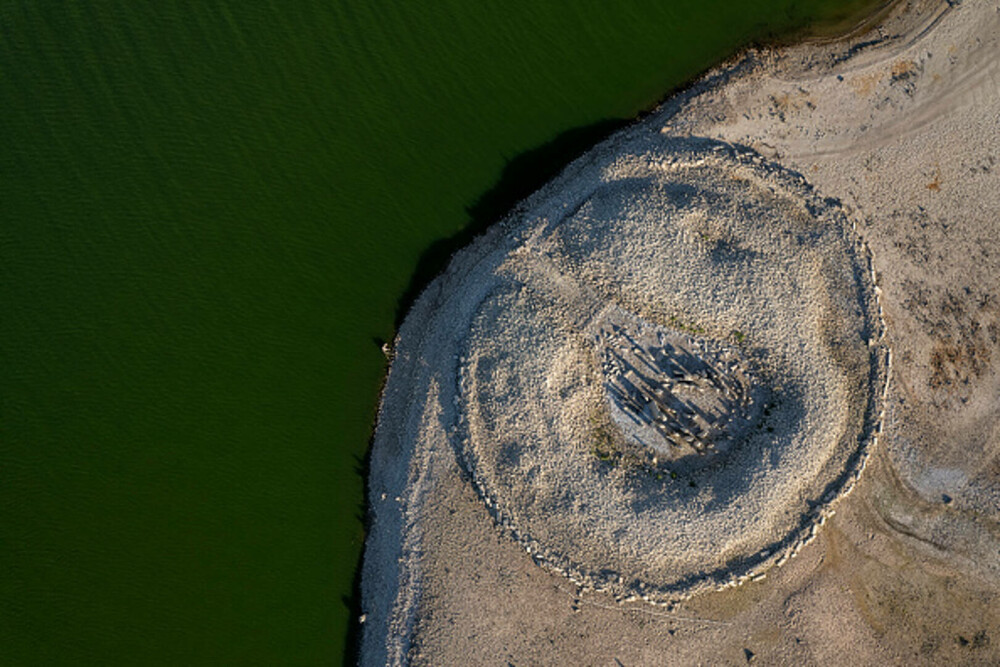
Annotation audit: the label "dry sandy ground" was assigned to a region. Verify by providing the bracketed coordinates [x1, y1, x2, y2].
[361, 1, 1000, 664]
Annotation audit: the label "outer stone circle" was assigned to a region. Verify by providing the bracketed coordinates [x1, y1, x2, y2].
[456, 137, 887, 600]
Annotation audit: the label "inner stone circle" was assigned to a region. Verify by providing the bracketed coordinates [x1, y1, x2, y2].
[596, 308, 761, 469]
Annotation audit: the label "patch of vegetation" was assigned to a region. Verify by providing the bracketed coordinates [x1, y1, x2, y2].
[592, 440, 615, 462]
[588, 408, 621, 465]
[668, 315, 706, 336]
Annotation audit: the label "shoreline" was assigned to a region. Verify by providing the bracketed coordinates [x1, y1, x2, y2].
[383, 0, 907, 338]
[361, 0, 1000, 663]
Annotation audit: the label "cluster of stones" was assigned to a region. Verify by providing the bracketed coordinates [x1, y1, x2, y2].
[596, 312, 757, 464]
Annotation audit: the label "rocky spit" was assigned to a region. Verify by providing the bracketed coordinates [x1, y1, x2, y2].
[362, 1, 1000, 664]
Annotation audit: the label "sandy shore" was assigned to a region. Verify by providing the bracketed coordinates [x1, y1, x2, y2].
[361, 1, 1000, 663]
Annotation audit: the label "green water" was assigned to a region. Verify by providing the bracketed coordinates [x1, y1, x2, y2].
[1, 1, 885, 663]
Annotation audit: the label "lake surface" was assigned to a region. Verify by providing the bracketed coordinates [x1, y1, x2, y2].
[1, 1, 885, 663]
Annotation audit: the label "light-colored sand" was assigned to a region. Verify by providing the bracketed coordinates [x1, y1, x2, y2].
[361, 1, 1000, 664]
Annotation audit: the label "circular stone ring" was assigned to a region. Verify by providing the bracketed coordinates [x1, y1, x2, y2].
[454, 137, 888, 601]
